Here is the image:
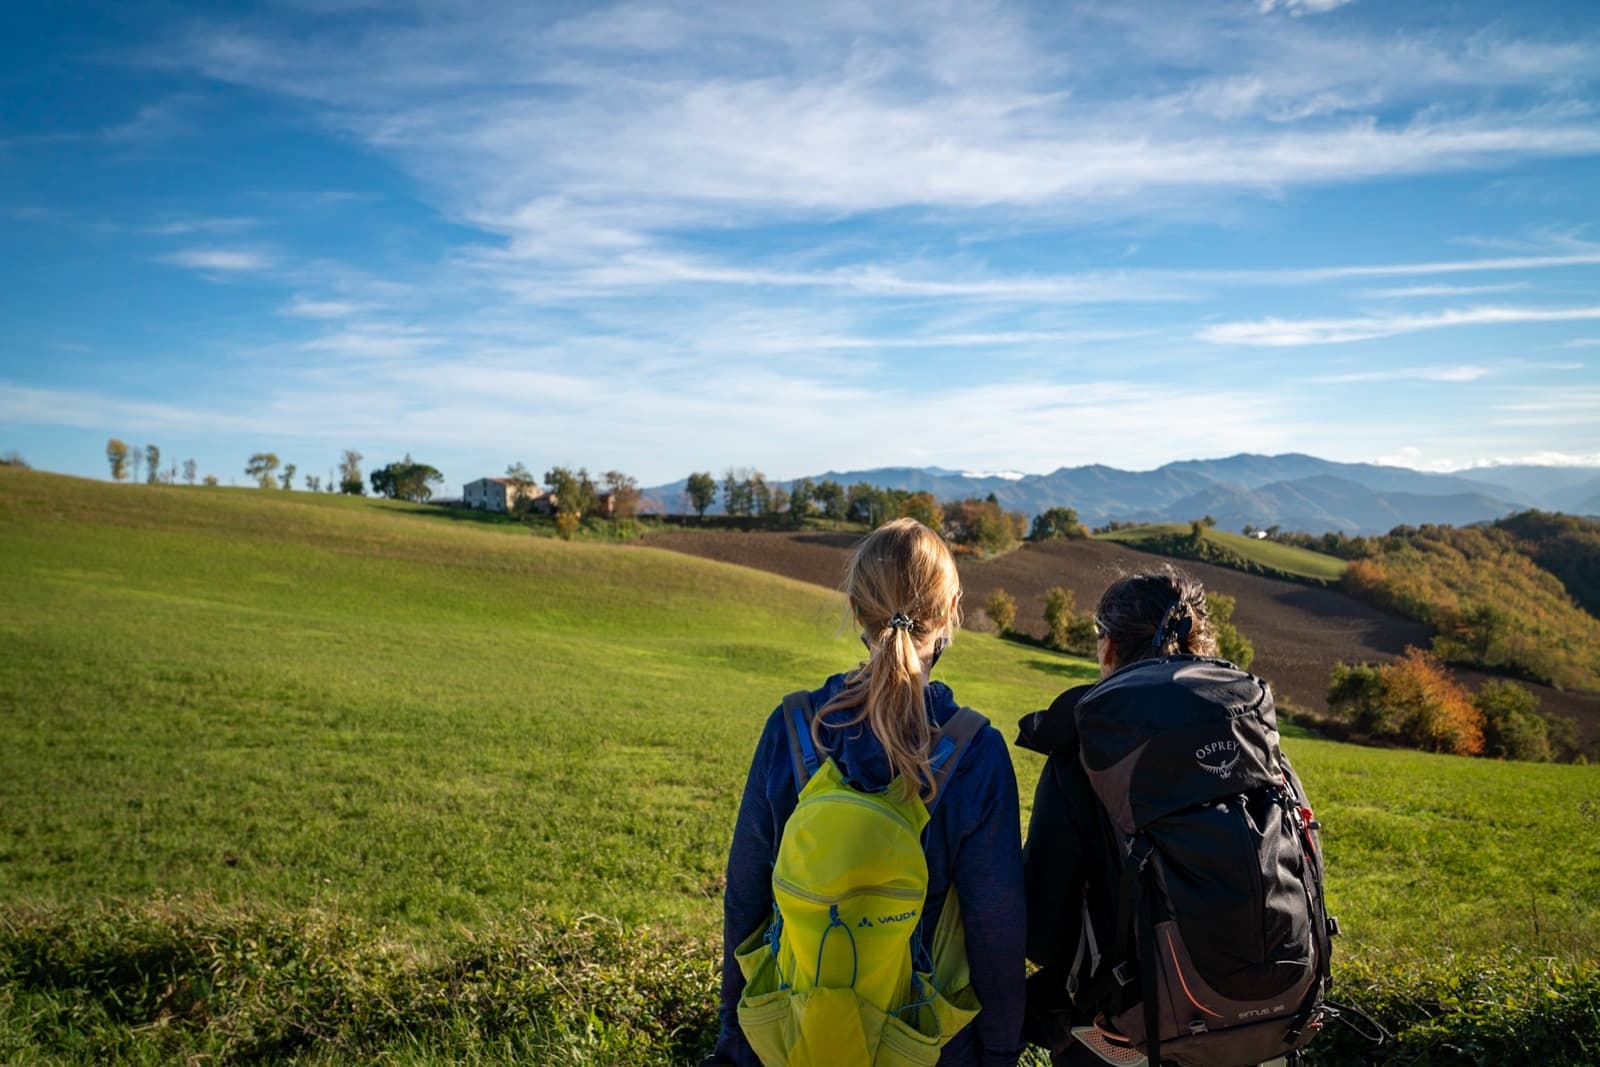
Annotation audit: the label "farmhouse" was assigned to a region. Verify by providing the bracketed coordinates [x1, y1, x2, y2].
[463, 477, 551, 513]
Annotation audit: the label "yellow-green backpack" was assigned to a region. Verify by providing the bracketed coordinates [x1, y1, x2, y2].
[735, 690, 988, 1067]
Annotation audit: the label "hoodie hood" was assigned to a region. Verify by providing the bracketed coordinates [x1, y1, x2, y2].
[808, 672, 963, 792]
[1016, 683, 1097, 757]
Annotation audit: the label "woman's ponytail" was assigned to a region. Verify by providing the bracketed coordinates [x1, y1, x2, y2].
[814, 519, 962, 802]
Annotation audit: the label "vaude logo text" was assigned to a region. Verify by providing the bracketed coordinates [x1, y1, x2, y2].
[1195, 739, 1241, 779]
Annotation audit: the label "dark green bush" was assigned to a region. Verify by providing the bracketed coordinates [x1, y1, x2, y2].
[1474, 679, 1551, 762]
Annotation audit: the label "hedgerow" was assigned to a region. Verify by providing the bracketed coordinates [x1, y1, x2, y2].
[0, 900, 717, 1065]
[4, 903, 1596, 1065]
[1312, 950, 1600, 1065]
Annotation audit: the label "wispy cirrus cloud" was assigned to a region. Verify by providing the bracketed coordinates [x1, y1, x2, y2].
[159, 248, 276, 272]
[155, 2, 1600, 251]
[1200, 305, 1600, 346]
[281, 296, 365, 319]
[1256, 0, 1355, 16]
[1312, 365, 1498, 384]
[1361, 283, 1529, 299]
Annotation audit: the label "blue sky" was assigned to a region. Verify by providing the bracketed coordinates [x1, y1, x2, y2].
[3, 0, 1599, 491]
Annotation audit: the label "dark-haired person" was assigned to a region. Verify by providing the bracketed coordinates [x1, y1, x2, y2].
[708, 517, 1027, 1067]
[1017, 567, 1218, 1063]
[1016, 565, 1330, 1066]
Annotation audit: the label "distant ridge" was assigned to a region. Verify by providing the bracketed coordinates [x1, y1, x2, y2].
[641, 453, 1600, 535]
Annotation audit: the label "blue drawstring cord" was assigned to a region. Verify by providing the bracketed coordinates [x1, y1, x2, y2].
[897, 929, 942, 1032]
[766, 902, 790, 990]
[814, 904, 858, 987]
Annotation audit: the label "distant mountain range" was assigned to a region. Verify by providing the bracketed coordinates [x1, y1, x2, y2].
[640, 453, 1600, 535]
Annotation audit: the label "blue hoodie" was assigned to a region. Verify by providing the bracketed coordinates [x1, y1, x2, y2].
[712, 673, 1026, 1067]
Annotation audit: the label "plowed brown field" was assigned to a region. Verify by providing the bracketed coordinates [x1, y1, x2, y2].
[644, 529, 1600, 743]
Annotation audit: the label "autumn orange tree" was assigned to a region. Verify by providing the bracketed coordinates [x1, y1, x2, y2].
[1328, 647, 1485, 757]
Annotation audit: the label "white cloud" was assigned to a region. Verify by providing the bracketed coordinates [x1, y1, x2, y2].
[281, 296, 365, 319]
[1361, 283, 1528, 299]
[141, 216, 260, 236]
[161, 248, 276, 272]
[1313, 365, 1496, 384]
[1491, 388, 1600, 428]
[1200, 305, 1600, 346]
[157, 4, 1600, 249]
[1455, 451, 1600, 469]
[1257, 0, 1356, 16]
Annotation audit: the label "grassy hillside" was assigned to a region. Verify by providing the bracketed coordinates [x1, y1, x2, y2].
[2, 468, 1597, 1064]
[0, 469, 1090, 933]
[1094, 522, 1349, 583]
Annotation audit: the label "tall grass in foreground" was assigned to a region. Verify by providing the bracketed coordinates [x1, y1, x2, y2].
[2, 468, 1597, 1063]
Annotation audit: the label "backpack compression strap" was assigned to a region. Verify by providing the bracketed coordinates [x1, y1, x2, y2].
[780, 690, 822, 791]
[926, 706, 989, 811]
[778, 689, 989, 804]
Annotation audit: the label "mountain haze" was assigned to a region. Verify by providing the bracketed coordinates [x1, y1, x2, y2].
[641, 454, 1600, 535]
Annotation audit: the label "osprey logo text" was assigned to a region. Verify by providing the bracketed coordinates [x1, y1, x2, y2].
[1195, 739, 1241, 779]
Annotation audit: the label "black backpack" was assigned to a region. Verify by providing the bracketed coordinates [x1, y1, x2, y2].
[1071, 656, 1336, 1067]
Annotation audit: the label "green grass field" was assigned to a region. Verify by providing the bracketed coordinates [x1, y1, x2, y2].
[1096, 522, 1350, 583]
[3, 468, 1597, 1064]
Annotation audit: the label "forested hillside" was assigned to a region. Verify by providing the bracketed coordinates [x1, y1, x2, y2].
[1342, 522, 1600, 692]
[1495, 510, 1600, 620]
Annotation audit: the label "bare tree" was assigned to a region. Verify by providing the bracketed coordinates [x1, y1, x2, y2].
[183, 458, 197, 485]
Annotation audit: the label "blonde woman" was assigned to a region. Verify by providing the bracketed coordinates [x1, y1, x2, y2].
[710, 518, 1026, 1067]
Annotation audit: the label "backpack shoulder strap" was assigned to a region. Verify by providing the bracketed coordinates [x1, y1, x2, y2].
[779, 689, 821, 791]
[927, 706, 990, 811]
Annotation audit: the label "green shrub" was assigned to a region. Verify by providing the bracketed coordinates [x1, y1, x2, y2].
[1063, 614, 1098, 656]
[1205, 592, 1254, 671]
[1044, 587, 1075, 650]
[1474, 679, 1551, 762]
[1327, 661, 1390, 735]
[984, 588, 1017, 635]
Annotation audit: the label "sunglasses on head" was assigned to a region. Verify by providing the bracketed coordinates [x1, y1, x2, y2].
[1092, 614, 1109, 639]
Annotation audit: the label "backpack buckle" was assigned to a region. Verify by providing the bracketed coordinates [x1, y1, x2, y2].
[1112, 961, 1136, 988]
[1126, 836, 1155, 872]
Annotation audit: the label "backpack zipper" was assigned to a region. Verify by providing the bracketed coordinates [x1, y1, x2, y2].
[772, 877, 925, 906]
[799, 790, 923, 834]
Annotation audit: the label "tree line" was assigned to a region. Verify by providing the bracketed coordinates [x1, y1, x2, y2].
[681, 468, 1089, 555]
[102, 440, 450, 501]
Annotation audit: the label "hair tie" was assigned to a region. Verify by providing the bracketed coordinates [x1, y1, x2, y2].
[887, 613, 914, 632]
[1151, 600, 1184, 648]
